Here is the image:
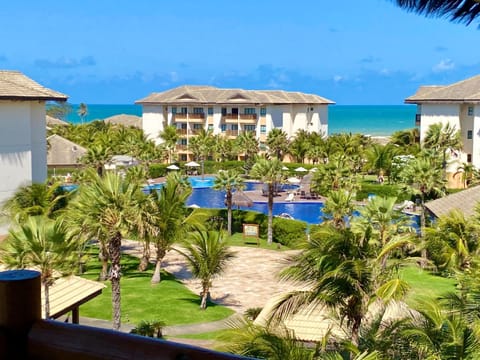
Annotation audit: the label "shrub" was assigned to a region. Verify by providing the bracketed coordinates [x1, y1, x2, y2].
[130, 320, 165, 338]
[148, 164, 168, 178]
[356, 183, 408, 202]
[272, 217, 307, 247]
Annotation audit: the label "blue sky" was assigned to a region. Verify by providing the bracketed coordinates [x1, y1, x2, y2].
[1, 0, 479, 104]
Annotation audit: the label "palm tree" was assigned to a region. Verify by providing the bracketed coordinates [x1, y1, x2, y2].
[213, 169, 245, 236]
[65, 170, 141, 330]
[77, 103, 88, 124]
[2, 181, 68, 222]
[365, 143, 398, 181]
[175, 230, 235, 309]
[322, 189, 355, 228]
[425, 209, 480, 271]
[250, 157, 284, 244]
[391, 0, 480, 26]
[0, 216, 77, 318]
[159, 124, 178, 163]
[236, 131, 259, 170]
[390, 128, 420, 155]
[423, 122, 462, 176]
[149, 173, 197, 284]
[266, 128, 289, 160]
[401, 156, 445, 266]
[353, 196, 414, 270]
[288, 129, 310, 163]
[270, 224, 409, 352]
[81, 142, 113, 177]
[454, 162, 479, 188]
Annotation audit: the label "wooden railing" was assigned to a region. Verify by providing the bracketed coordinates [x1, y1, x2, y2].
[0, 270, 252, 360]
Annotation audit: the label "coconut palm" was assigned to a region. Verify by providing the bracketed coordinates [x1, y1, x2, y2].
[270, 224, 409, 352]
[266, 128, 289, 160]
[353, 196, 414, 270]
[2, 181, 68, 222]
[65, 170, 141, 330]
[365, 143, 399, 181]
[77, 103, 88, 124]
[213, 135, 236, 161]
[423, 122, 462, 175]
[454, 162, 479, 188]
[236, 131, 259, 170]
[0, 216, 77, 318]
[159, 124, 179, 163]
[175, 230, 235, 309]
[250, 157, 284, 244]
[390, 128, 420, 155]
[322, 189, 355, 228]
[425, 209, 480, 271]
[401, 156, 445, 266]
[81, 142, 113, 177]
[392, 0, 480, 26]
[213, 169, 245, 236]
[288, 129, 310, 163]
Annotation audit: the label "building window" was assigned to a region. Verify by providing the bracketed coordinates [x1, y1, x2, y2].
[260, 125, 267, 133]
[181, 123, 187, 130]
[193, 124, 203, 130]
[208, 107, 214, 115]
[244, 125, 256, 132]
[180, 154, 187, 161]
[260, 108, 267, 116]
[221, 108, 227, 115]
[467, 154, 472, 163]
[181, 107, 188, 114]
[180, 139, 187, 145]
[468, 106, 474, 116]
[193, 107, 204, 114]
[259, 142, 267, 151]
[172, 107, 177, 114]
[220, 124, 227, 132]
[468, 130, 473, 139]
[231, 124, 238, 130]
[244, 108, 256, 115]
[208, 124, 214, 131]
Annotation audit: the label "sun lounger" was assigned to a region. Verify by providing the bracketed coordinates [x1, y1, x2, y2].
[285, 193, 295, 202]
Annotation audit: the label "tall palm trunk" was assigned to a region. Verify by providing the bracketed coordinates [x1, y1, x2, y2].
[138, 238, 150, 271]
[267, 183, 274, 244]
[200, 281, 210, 310]
[109, 231, 122, 330]
[43, 280, 50, 319]
[151, 247, 166, 284]
[99, 244, 109, 281]
[419, 194, 427, 268]
[226, 190, 232, 236]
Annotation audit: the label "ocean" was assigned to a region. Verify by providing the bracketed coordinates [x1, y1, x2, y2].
[65, 104, 417, 136]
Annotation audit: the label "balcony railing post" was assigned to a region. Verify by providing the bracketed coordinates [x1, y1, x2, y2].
[0, 269, 41, 359]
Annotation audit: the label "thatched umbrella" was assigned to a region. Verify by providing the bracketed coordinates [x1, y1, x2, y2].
[231, 190, 253, 208]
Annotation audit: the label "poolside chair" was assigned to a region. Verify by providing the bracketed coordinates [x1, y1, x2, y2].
[285, 193, 295, 202]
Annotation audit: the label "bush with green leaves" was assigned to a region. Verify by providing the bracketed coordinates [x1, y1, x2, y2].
[148, 164, 168, 178]
[272, 217, 307, 247]
[130, 320, 165, 338]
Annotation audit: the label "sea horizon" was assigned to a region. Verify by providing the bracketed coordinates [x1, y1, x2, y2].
[64, 104, 417, 136]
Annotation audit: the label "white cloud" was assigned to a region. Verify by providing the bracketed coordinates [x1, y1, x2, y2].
[433, 59, 455, 72]
[333, 75, 344, 83]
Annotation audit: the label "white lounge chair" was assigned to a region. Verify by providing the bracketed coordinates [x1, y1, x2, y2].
[285, 193, 295, 202]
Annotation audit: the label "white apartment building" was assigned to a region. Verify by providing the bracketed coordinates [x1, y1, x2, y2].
[136, 85, 334, 161]
[406, 75, 480, 184]
[0, 70, 67, 207]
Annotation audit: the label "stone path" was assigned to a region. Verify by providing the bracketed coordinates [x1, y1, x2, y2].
[122, 239, 298, 315]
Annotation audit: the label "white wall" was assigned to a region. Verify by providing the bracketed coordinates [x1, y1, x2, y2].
[420, 104, 460, 142]
[0, 100, 48, 206]
[142, 105, 164, 144]
[472, 106, 480, 168]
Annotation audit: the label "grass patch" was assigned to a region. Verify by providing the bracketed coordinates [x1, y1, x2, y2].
[173, 328, 238, 340]
[399, 264, 457, 305]
[80, 247, 234, 326]
[226, 232, 290, 250]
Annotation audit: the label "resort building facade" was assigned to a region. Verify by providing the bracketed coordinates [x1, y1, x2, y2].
[136, 85, 334, 161]
[0, 70, 67, 207]
[406, 75, 480, 185]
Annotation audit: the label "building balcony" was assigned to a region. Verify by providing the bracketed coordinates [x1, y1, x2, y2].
[225, 130, 239, 137]
[415, 114, 421, 126]
[222, 114, 257, 124]
[176, 144, 188, 150]
[173, 113, 205, 123]
[176, 129, 202, 136]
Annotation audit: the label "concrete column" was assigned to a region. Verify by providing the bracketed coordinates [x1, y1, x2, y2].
[0, 269, 41, 359]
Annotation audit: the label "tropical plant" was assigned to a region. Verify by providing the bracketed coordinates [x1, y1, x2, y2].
[266, 128, 289, 160]
[365, 143, 399, 179]
[389, 128, 420, 155]
[65, 170, 141, 330]
[77, 102, 88, 124]
[250, 157, 284, 244]
[130, 320, 165, 338]
[392, 0, 480, 26]
[352, 196, 414, 270]
[454, 162, 479, 188]
[236, 131, 259, 170]
[269, 224, 409, 352]
[0, 216, 77, 318]
[80, 142, 113, 177]
[159, 124, 179, 163]
[175, 230, 235, 309]
[2, 181, 68, 222]
[288, 129, 310, 163]
[322, 189, 355, 228]
[213, 169, 245, 236]
[423, 122, 462, 175]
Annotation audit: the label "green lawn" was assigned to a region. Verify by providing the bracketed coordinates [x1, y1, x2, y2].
[80, 247, 234, 326]
[225, 232, 291, 250]
[399, 264, 457, 305]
